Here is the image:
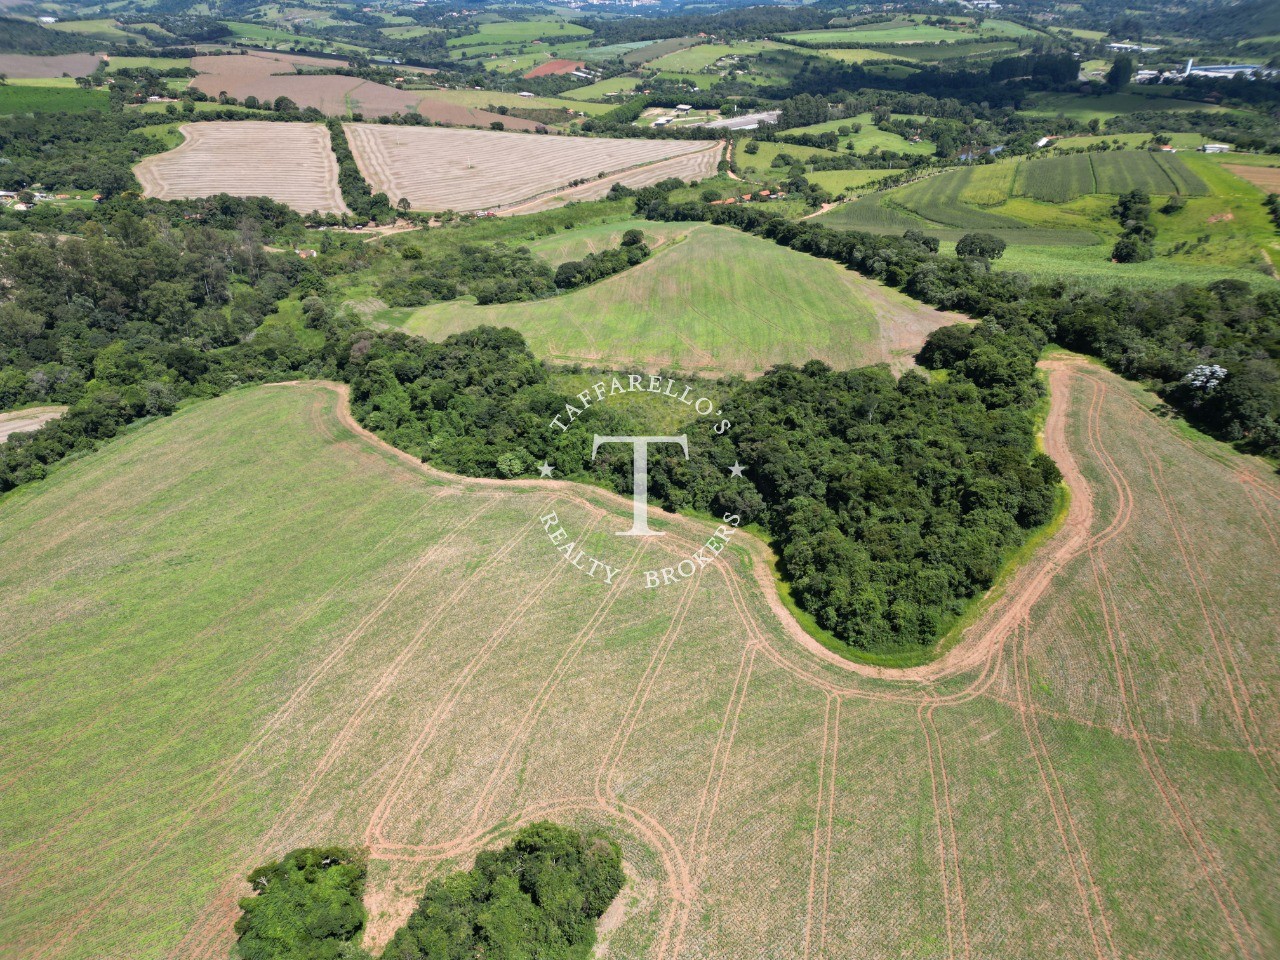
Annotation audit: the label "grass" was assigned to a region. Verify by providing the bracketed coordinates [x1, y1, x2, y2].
[3, 359, 1277, 959]
[0, 84, 108, 115]
[388, 222, 952, 375]
[559, 75, 642, 101]
[995, 242, 1276, 289]
[776, 113, 936, 156]
[135, 121, 187, 148]
[446, 17, 591, 48]
[1023, 91, 1227, 122]
[129, 100, 266, 115]
[417, 88, 614, 116]
[47, 17, 135, 41]
[104, 55, 192, 71]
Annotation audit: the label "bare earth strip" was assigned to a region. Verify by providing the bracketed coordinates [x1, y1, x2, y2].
[1223, 164, 1280, 193]
[134, 122, 349, 215]
[1, 360, 1277, 959]
[344, 123, 720, 212]
[0, 406, 67, 443]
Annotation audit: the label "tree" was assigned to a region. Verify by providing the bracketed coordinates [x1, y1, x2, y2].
[396, 197, 410, 215]
[956, 233, 1007, 260]
[1111, 234, 1152, 262]
[1107, 56, 1135, 91]
[273, 96, 297, 113]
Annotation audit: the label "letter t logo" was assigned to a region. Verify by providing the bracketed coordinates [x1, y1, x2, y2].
[591, 435, 689, 536]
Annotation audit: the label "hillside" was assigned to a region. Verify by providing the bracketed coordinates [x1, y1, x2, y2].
[0, 364, 1277, 958]
[389, 223, 961, 375]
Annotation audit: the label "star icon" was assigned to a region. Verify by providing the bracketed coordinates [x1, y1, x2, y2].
[728, 461, 746, 478]
[538, 461, 554, 478]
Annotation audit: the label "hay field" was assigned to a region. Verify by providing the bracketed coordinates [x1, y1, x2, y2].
[393, 223, 962, 374]
[344, 124, 720, 212]
[1, 355, 1277, 960]
[134, 122, 348, 215]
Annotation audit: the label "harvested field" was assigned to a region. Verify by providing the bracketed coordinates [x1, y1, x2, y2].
[190, 52, 535, 128]
[134, 122, 348, 215]
[344, 123, 720, 212]
[0, 54, 104, 79]
[523, 58, 585, 78]
[0, 406, 66, 443]
[1, 357, 1277, 960]
[1225, 164, 1280, 193]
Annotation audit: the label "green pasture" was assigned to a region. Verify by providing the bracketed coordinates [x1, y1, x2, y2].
[390, 223, 933, 376]
[0, 84, 108, 114]
[446, 17, 591, 48]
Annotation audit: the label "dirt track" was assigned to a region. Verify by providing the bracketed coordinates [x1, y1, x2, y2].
[0, 406, 67, 443]
[297, 363, 1083, 686]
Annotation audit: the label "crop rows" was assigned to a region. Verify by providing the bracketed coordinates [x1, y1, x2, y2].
[891, 168, 1028, 230]
[1016, 154, 1095, 203]
[133, 122, 349, 215]
[344, 123, 718, 213]
[1017, 151, 1209, 203]
[2, 365, 1278, 959]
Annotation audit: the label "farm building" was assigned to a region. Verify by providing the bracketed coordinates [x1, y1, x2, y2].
[1200, 144, 1232, 153]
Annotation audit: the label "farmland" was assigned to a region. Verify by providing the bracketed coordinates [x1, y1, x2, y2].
[388, 223, 960, 374]
[188, 52, 535, 128]
[782, 16, 1039, 46]
[1014, 151, 1209, 203]
[0, 84, 108, 115]
[344, 124, 721, 213]
[813, 150, 1269, 273]
[1, 356, 1277, 958]
[0, 54, 104, 79]
[134, 122, 348, 215]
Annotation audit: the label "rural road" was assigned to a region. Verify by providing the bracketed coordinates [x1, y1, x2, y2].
[286, 358, 1088, 686]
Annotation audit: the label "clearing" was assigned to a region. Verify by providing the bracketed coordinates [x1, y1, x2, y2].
[388, 222, 963, 375]
[0, 356, 1276, 959]
[0, 406, 66, 443]
[134, 122, 348, 215]
[343, 124, 721, 213]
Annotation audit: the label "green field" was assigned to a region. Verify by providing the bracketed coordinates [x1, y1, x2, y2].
[784, 17, 1037, 46]
[560, 75, 644, 100]
[3, 359, 1277, 959]
[446, 16, 591, 48]
[1024, 91, 1227, 122]
[47, 17, 136, 41]
[778, 112, 936, 156]
[417, 88, 614, 116]
[814, 148, 1267, 268]
[387, 223, 953, 375]
[0, 84, 109, 115]
[1013, 150, 1209, 202]
[104, 55, 192, 72]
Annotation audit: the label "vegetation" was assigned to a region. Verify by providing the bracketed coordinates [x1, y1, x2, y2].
[382, 823, 624, 960]
[235, 848, 367, 960]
